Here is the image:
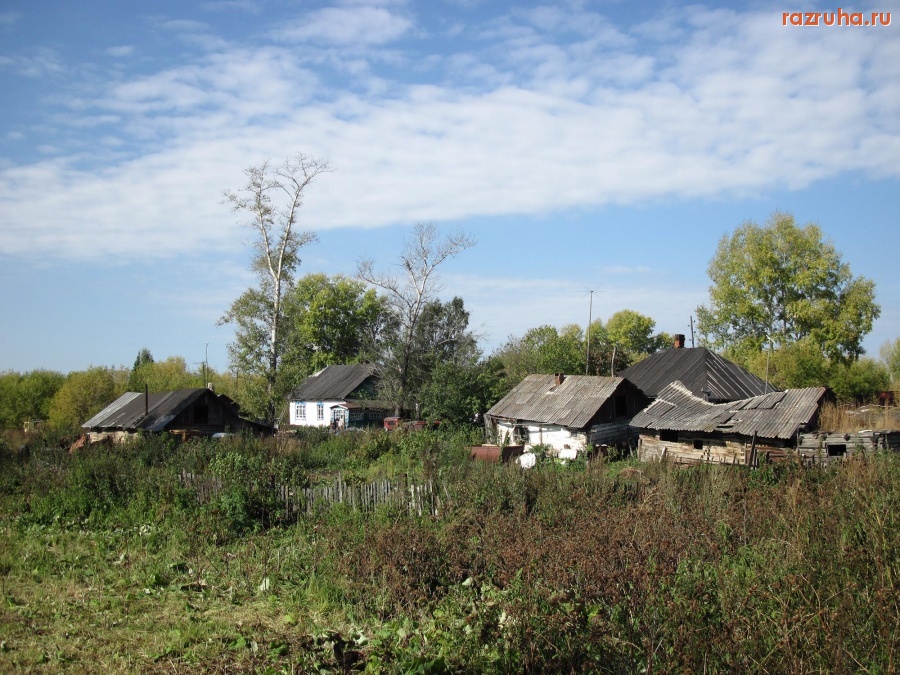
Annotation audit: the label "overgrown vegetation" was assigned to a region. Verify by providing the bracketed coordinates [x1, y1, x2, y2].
[2, 430, 898, 673]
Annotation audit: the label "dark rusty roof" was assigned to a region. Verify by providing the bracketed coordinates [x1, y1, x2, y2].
[619, 347, 773, 402]
[83, 389, 212, 431]
[486, 374, 627, 429]
[630, 381, 827, 440]
[289, 363, 378, 401]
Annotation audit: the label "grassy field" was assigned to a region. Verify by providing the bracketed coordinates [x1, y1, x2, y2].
[1, 428, 898, 673]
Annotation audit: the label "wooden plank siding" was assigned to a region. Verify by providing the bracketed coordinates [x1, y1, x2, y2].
[638, 429, 900, 468]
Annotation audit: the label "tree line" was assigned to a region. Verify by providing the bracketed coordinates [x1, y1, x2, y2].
[2, 161, 897, 434]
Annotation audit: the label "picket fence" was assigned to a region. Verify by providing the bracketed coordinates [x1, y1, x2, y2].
[179, 470, 443, 518]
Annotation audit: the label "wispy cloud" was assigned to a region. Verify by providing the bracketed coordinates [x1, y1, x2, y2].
[1, 4, 897, 263]
[105, 45, 135, 58]
[0, 49, 64, 78]
[0, 12, 20, 27]
[272, 5, 413, 46]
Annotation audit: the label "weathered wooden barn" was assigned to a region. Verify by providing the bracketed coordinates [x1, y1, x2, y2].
[82, 388, 270, 443]
[484, 374, 649, 456]
[631, 381, 830, 465]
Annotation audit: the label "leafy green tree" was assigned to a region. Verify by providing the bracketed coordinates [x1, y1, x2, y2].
[281, 274, 387, 382]
[742, 339, 831, 390]
[219, 154, 331, 423]
[419, 357, 507, 424]
[128, 356, 202, 392]
[48, 367, 128, 431]
[133, 348, 154, 369]
[357, 222, 475, 414]
[697, 212, 880, 362]
[494, 311, 669, 388]
[401, 297, 480, 411]
[605, 310, 671, 373]
[494, 324, 584, 389]
[0, 370, 66, 429]
[828, 358, 891, 403]
[880, 338, 900, 387]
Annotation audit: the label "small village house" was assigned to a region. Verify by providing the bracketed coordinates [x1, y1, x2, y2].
[82, 387, 270, 443]
[287, 363, 391, 429]
[484, 373, 649, 457]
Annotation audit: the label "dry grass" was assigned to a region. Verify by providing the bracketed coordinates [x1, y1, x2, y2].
[818, 401, 900, 432]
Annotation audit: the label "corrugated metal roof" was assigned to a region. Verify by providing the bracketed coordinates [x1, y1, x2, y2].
[289, 363, 379, 401]
[630, 381, 827, 440]
[83, 389, 208, 431]
[486, 374, 626, 429]
[619, 347, 773, 402]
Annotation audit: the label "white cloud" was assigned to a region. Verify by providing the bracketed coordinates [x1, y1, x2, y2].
[0, 50, 64, 78]
[1, 4, 897, 263]
[273, 6, 413, 46]
[105, 45, 135, 58]
[0, 11, 21, 26]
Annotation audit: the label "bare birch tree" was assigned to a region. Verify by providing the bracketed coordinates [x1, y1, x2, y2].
[357, 221, 475, 414]
[220, 153, 331, 423]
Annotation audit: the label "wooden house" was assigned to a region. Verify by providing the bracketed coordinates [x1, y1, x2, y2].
[484, 373, 649, 456]
[631, 381, 829, 465]
[82, 387, 270, 443]
[287, 363, 391, 429]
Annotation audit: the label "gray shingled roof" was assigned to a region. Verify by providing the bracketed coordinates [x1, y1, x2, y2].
[619, 347, 773, 402]
[289, 363, 378, 401]
[486, 374, 627, 429]
[83, 389, 211, 431]
[630, 381, 827, 440]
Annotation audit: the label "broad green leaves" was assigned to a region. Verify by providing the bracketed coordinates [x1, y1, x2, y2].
[697, 212, 879, 363]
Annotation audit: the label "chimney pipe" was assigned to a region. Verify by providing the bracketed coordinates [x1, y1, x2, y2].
[674, 334, 686, 349]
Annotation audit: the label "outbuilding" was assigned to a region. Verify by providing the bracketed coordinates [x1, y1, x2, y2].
[631, 381, 828, 465]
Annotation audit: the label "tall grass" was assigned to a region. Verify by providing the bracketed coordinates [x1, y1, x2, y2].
[1, 432, 898, 672]
[818, 400, 899, 431]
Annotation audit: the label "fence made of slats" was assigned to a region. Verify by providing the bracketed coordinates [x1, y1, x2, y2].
[179, 470, 441, 519]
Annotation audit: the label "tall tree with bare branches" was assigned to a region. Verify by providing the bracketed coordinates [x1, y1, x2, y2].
[357, 221, 475, 414]
[220, 153, 331, 423]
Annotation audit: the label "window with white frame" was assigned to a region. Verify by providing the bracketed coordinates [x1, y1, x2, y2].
[295, 402, 306, 421]
[317, 402, 325, 421]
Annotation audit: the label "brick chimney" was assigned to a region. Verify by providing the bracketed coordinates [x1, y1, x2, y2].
[554, 373, 565, 387]
[674, 334, 686, 349]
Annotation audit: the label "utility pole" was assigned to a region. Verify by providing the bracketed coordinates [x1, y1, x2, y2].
[585, 290, 594, 375]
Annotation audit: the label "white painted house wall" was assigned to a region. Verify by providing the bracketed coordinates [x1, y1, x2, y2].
[495, 420, 589, 455]
[289, 400, 346, 427]
[494, 420, 633, 456]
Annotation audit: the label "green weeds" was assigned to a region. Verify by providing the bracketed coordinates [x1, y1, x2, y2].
[0, 435, 898, 672]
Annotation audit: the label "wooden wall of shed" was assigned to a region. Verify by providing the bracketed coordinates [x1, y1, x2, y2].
[168, 393, 245, 434]
[797, 430, 900, 454]
[639, 429, 900, 468]
[638, 433, 749, 465]
[592, 386, 649, 424]
[588, 421, 633, 447]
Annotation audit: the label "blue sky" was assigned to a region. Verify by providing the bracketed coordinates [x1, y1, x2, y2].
[1, 0, 898, 375]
